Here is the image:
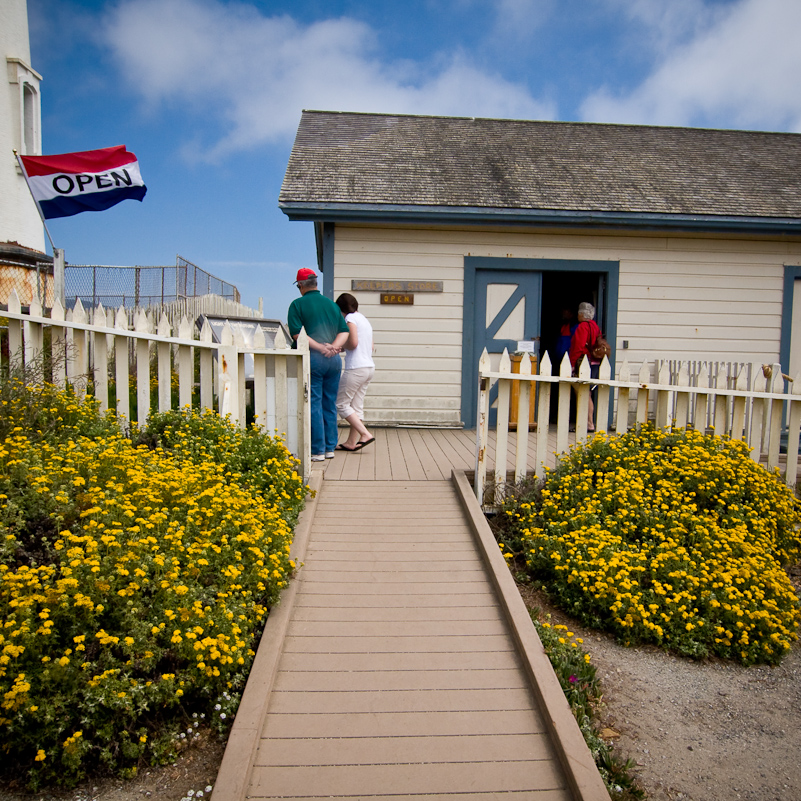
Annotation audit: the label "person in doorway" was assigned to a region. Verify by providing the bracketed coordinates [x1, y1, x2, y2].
[554, 306, 577, 369]
[334, 293, 376, 451]
[287, 268, 349, 462]
[569, 301, 602, 432]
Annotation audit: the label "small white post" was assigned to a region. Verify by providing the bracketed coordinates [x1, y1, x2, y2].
[51, 298, 66, 388]
[655, 362, 670, 429]
[748, 367, 767, 462]
[767, 363, 783, 471]
[514, 351, 533, 484]
[93, 305, 109, 412]
[635, 362, 650, 425]
[785, 373, 801, 488]
[157, 314, 172, 413]
[71, 299, 88, 399]
[199, 319, 214, 412]
[274, 326, 289, 438]
[616, 360, 631, 435]
[296, 328, 311, 480]
[114, 306, 130, 423]
[177, 316, 194, 410]
[596, 356, 611, 432]
[135, 309, 151, 426]
[53, 248, 65, 308]
[494, 349, 512, 502]
[534, 352, 551, 477]
[252, 327, 268, 432]
[475, 348, 491, 504]
[674, 362, 690, 429]
[556, 353, 572, 456]
[575, 357, 591, 442]
[218, 322, 239, 423]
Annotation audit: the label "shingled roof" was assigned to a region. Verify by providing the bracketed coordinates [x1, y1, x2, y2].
[279, 111, 801, 233]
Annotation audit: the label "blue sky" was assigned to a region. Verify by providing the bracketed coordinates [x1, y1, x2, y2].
[26, 0, 801, 320]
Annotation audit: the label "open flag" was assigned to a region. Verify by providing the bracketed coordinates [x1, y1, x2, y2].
[19, 145, 147, 220]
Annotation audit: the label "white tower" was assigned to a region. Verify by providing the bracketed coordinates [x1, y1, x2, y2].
[1, 0, 44, 252]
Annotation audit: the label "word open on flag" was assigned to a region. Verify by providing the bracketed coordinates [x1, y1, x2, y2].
[20, 145, 147, 220]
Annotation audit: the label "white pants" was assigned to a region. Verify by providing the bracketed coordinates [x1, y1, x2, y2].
[336, 366, 375, 419]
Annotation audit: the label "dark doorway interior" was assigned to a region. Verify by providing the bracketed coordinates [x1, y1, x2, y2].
[540, 271, 604, 370]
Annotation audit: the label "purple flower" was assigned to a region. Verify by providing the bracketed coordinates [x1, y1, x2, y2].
[568, 675, 577, 683]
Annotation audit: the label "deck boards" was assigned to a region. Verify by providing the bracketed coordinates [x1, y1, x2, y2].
[246, 479, 572, 800]
[317, 426, 566, 481]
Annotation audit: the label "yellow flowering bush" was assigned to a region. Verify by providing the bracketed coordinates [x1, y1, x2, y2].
[0, 383, 306, 787]
[500, 425, 801, 665]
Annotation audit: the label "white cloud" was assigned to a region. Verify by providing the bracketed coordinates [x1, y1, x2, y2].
[102, 0, 554, 161]
[581, 0, 801, 131]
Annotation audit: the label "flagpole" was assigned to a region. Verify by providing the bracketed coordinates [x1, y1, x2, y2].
[14, 149, 64, 306]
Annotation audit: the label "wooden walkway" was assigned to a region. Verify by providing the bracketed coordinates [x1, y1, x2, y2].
[212, 429, 609, 801]
[319, 426, 572, 482]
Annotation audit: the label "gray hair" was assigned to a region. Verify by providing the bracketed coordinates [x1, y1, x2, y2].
[297, 277, 318, 291]
[577, 302, 595, 321]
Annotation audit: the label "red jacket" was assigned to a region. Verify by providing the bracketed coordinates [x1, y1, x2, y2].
[569, 320, 602, 370]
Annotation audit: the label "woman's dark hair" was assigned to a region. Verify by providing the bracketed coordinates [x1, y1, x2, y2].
[336, 293, 359, 314]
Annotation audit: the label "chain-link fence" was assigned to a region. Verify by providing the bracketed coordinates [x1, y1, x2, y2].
[65, 255, 240, 309]
[1, 255, 240, 312]
[0, 259, 54, 308]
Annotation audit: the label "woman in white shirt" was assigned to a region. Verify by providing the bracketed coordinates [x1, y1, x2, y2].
[334, 293, 376, 451]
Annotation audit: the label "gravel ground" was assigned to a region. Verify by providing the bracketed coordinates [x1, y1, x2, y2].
[519, 583, 801, 801]
[586, 627, 801, 801]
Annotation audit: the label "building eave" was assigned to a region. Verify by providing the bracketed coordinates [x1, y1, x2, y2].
[279, 202, 801, 237]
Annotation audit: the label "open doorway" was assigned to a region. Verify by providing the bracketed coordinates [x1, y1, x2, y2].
[461, 256, 619, 427]
[540, 271, 606, 370]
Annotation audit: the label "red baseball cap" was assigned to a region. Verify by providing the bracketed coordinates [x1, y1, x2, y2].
[294, 268, 317, 283]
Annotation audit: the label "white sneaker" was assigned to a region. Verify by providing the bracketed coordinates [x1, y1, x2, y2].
[325, 451, 336, 459]
[311, 454, 325, 462]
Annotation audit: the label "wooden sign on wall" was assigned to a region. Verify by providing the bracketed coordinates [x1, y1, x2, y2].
[380, 293, 414, 305]
[352, 280, 442, 293]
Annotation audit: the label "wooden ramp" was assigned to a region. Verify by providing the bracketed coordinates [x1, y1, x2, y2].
[213, 466, 609, 800]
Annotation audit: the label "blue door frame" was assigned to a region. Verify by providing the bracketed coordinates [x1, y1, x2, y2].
[461, 257, 620, 427]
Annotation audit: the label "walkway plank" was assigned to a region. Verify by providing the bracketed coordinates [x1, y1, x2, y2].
[257, 732, 551, 765]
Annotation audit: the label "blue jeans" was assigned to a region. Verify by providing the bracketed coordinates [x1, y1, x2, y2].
[309, 350, 342, 455]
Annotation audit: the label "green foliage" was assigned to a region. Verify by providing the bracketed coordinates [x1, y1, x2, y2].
[0, 382, 307, 788]
[534, 617, 644, 799]
[498, 425, 801, 665]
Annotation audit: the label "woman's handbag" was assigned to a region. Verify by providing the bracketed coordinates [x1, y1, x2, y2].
[591, 335, 611, 361]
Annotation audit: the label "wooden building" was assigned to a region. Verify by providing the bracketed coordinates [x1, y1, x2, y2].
[279, 111, 801, 428]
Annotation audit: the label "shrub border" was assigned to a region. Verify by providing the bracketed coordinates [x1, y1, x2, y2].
[210, 470, 323, 801]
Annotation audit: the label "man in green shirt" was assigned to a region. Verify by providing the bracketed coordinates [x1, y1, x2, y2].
[287, 269, 349, 461]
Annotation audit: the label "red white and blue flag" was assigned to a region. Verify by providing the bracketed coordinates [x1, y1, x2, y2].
[19, 146, 147, 220]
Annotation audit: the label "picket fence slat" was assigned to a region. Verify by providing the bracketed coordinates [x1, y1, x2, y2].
[0, 290, 311, 480]
[476, 349, 801, 506]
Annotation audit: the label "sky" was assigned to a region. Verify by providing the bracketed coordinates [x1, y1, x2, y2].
[25, 0, 801, 321]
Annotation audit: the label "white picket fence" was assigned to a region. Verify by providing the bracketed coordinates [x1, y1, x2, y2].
[1, 290, 312, 480]
[476, 348, 801, 504]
